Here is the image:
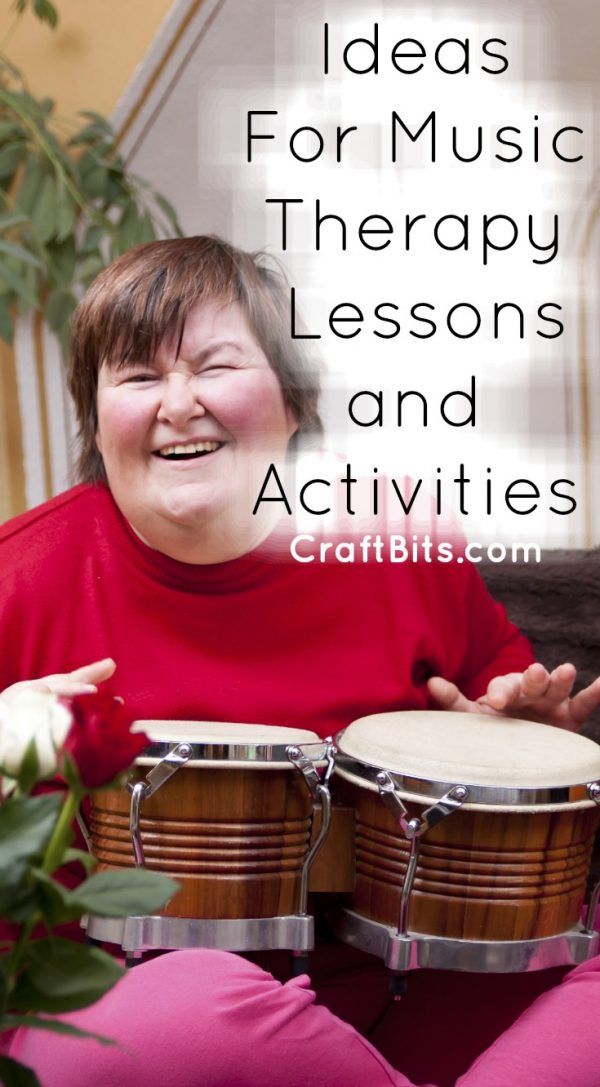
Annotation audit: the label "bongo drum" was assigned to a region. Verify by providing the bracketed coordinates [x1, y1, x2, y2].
[83, 721, 335, 957]
[333, 711, 600, 974]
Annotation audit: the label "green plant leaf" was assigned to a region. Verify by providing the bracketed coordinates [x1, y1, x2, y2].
[0, 213, 29, 230]
[72, 869, 178, 918]
[31, 173, 57, 244]
[54, 321, 70, 356]
[3, 87, 34, 115]
[46, 236, 75, 286]
[0, 296, 13, 344]
[0, 241, 42, 269]
[15, 265, 40, 316]
[0, 262, 38, 309]
[44, 287, 75, 333]
[37, 125, 61, 160]
[15, 160, 44, 217]
[80, 223, 103, 254]
[90, 155, 124, 176]
[0, 1055, 41, 1087]
[0, 860, 27, 910]
[0, 142, 25, 182]
[0, 53, 24, 83]
[58, 752, 81, 792]
[62, 847, 95, 873]
[55, 196, 76, 243]
[67, 124, 105, 148]
[137, 213, 156, 244]
[1, 1016, 115, 1046]
[0, 56, 179, 330]
[114, 204, 144, 250]
[104, 174, 126, 206]
[0, 121, 22, 141]
[76, 252, 104, 284]
[0, 793, 62, 869]
[78, 110, 113, 134]
[0, 881, 39, 925]
[14, 738, 40, 796]
[154, 192, 181, 231]
[12, 939, 124, 1013]
[29, 870, 82, 927]
[32, 0, 58, 29]
[81, 165, 108, 201]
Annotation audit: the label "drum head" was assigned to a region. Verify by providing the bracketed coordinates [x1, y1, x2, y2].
[335, 711, 600, 809]
[134, 720, 324, 768]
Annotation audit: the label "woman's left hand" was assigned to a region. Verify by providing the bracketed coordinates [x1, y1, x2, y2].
[427, 662, 600, 732]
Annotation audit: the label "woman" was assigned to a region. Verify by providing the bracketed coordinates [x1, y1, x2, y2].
[3, 235, 600, 1086]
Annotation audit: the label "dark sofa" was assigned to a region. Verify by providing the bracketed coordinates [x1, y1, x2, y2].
[481, 551, 600, 744]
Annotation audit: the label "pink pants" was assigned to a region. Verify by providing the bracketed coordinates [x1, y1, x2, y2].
[9, 950, 600, 1087]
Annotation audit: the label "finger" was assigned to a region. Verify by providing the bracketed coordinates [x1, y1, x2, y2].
[22, 659, 115, 687]
[542, 662, 577, 704]
[570, 676, 600, 727]
[1, 678, 98, 703]
[0, 660, 115, 703]
[519, 662, 556, 700]
[43, 680, 98, 697]
[485, 672, 526, 711]
[1, 680, 53, 701]
[427, 676, 473, 713]
[68, 658, 116, 683]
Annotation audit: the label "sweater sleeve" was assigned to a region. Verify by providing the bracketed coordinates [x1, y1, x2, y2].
[455, 561, 535, 701]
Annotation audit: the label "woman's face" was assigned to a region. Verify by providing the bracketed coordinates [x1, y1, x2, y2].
[96, 299, 297, 556]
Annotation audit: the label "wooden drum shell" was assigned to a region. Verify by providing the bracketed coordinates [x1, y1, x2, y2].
[89, 766, 313, 919]
[341, 784, 599, 941]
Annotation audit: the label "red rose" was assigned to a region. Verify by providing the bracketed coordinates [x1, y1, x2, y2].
[62, 692, 149, 788]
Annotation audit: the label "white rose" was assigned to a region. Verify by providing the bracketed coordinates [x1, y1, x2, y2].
[0, 689, 72, 780]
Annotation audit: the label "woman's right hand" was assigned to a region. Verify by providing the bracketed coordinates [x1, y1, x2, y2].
[0, 658, 116, 703]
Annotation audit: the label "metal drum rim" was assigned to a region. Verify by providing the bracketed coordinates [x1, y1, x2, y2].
[334, 729, 600, 810]
[136, 739, 329, 769]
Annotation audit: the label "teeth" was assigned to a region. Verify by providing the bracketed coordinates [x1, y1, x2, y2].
[157, 441, 220, 457]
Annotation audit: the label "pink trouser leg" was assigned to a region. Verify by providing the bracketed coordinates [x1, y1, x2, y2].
[9, 949, 415, 1087]
[11, 950, 600, 1086]
[456, 955, 600, 1087]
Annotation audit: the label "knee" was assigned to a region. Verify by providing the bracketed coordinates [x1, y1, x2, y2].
[12, 950, 405, 1087]
[11, 951, 316, 1087]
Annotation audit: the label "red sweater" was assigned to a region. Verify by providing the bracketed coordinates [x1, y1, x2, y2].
[0, 484, 533, 733]
[0, 485, 542, 1085]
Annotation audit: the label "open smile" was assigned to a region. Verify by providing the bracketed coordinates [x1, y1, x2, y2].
[153, 440, 225, 461]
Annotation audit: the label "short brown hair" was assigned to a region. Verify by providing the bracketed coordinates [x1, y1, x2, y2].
[68, 235, 322, 482]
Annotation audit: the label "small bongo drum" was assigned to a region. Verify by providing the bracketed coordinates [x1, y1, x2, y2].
[333, 711, 600, 974]
[84, 721, 334, 958]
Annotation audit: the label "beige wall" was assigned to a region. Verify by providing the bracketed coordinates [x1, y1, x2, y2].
[0, 0, 173, 118]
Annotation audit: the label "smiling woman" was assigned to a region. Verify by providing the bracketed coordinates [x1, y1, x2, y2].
[95, 299, 299, 563]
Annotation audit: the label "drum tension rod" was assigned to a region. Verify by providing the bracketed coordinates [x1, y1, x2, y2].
[584, 781, 600, 935]
[376, 772, 469, 841]
[128, 742, 193, 869]
[376, 772, 469, 947]
[287, 742, 337, 918]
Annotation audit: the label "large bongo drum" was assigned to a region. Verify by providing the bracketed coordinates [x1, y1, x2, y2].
[83, 721, 334, 958]
[333, 711, 600, 974]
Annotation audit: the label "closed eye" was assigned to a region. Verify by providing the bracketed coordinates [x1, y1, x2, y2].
[201, 364, 235, 376]
[121, 372, 158, 384]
